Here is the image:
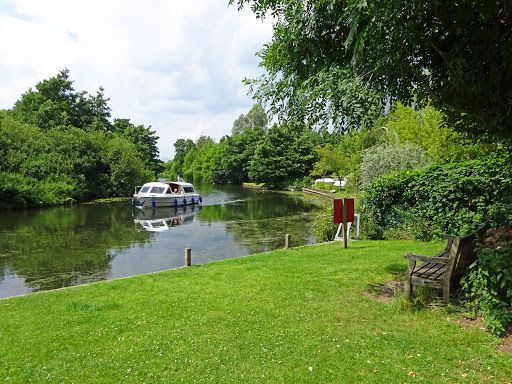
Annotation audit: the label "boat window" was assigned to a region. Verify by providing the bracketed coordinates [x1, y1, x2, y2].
[150, 187, 165, 194]
[140, 186, 150, 193]
[183, 187, 195, 193]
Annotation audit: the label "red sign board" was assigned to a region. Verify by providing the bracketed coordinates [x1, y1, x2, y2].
[333, 198, 355, 224]
[333, 199, 343, 224]
[345, 198, 355, 223]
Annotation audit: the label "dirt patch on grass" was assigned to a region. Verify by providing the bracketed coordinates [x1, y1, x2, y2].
[499, 336, 512, 354]
[456, 317, 486, 330]
[456, 318, 512, 354]
[498, 327, 512, 354]
[363, 280, 403, 303]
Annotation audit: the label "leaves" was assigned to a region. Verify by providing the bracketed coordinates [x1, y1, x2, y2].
[361, 155, 512, 239]
[233, 0, 512, 140]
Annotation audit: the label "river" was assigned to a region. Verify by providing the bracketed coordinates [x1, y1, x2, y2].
[0, 185, 321, 298]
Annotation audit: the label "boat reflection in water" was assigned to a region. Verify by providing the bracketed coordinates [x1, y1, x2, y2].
[132, 206, 197, 232]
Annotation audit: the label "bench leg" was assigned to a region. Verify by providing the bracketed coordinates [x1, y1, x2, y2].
[404, 280, 412, 299]
[442, 282, 450, 301]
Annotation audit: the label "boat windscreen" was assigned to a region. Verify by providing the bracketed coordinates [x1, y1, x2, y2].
[140, 186, 151, 193]
[150, 186, 166, 194]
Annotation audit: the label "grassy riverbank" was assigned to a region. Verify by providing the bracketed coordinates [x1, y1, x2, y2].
[1, 241, 510, 383]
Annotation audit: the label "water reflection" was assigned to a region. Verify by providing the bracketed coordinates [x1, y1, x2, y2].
[0, 185, 320, 298]
[133, 206, 197, 232]
[0, 204, 151, 298]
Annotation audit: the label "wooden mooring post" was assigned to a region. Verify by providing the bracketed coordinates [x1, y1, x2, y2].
[285, 234, 290, 249]
[184, 247, 192, 267]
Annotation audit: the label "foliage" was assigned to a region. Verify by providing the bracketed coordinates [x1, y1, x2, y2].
[314, 203, 337, 242]
[359, 142, 431, 189]
[112, 118, 162, 175]
[13, 69, 112, 132]
[170, 138, 196, 179]
[313, 182, 335, 191]
[248, 123, 317, 188]
[232, 0, 512, 140]
[231, 104, 268, 135]
[163, 104, 321, 188]
[311, 144, 347, 178]
[461, 228, 512, 336]
[361, 156, 512, 240]
[222, 124, 265, 183]
[380, 103, 487, 163]
[311, 127, 381, 193]
[0, 70, 157, 209]
[288, 176, 313, 191]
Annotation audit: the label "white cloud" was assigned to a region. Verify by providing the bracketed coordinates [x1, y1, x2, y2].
[0, 0, 272, 160]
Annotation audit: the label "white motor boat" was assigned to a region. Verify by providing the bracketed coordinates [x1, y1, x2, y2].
[132, 181, 202, 209]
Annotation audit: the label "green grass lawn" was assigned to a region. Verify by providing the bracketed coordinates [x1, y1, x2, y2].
[1, 241, 510, 383]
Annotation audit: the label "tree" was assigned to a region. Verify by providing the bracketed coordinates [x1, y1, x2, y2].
[248, 124, 317, 188]
[379, 103, 487, 162]
[112, 118, 161, 176]
[232, 0, 512, 140]
[360, 142, 431, 188]
[231, 104, 268, 135]
[311, 144, 347, 177]
[13, 69, 112, 132]
[172, 138, 195, 178]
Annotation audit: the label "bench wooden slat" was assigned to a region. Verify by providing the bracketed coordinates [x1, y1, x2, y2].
[404, 224, 487, 300]
[413, 263, 446, 280]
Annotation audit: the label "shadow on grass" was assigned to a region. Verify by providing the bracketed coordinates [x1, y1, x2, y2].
[363, 279, 404, 303]
[384, 263, 407, 275]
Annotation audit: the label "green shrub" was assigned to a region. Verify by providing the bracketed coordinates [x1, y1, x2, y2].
[0, 173, 78, 209]
[461, 228, 512, 336]
[360, 141, 431, 188]
[361, 156, 512, 239]
[314, 203, 337, 242]
[314, 182, 335, 191]
[0, 173, 36, 209]
[289, 176, 313, 190]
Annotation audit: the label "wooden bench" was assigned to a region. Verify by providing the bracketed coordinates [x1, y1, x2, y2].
[404, 225, 487, 300]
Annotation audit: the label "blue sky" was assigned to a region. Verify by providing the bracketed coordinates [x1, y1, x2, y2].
[0, 0, 272, 159]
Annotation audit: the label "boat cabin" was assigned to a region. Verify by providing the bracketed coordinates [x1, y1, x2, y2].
[134, 182, 196, 196]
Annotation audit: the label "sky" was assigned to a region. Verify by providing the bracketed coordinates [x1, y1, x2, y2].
[0, 0, 273, 160]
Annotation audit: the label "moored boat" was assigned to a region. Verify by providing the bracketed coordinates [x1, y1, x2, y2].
[132, 181, 202, 209]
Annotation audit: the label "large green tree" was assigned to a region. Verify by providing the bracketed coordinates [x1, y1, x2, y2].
[13, 69, 112, 132]
[171, 138, 196, 178]
[112, 118, 162, 175]
[232, 0, 512, 139]
[223, 104, 268, 183]
[248, 124, 317, 188]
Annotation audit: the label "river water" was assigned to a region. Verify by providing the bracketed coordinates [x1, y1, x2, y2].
[0, 185, 321, 298]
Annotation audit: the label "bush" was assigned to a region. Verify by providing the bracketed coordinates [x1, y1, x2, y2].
[0, 172, 78, 209]
[314, 182, 335, 191]
[289, 176, 313, 190]
[461, 228, 512, 336]
[360, 142, 431, 189]
[361, 156, 512, 239]
[314, 203, 337, 242]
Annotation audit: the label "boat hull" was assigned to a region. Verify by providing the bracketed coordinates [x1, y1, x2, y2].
[132, 194, 201, 209]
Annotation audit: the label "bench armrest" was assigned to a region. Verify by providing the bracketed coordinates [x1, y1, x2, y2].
[405, 253, 449, 264]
